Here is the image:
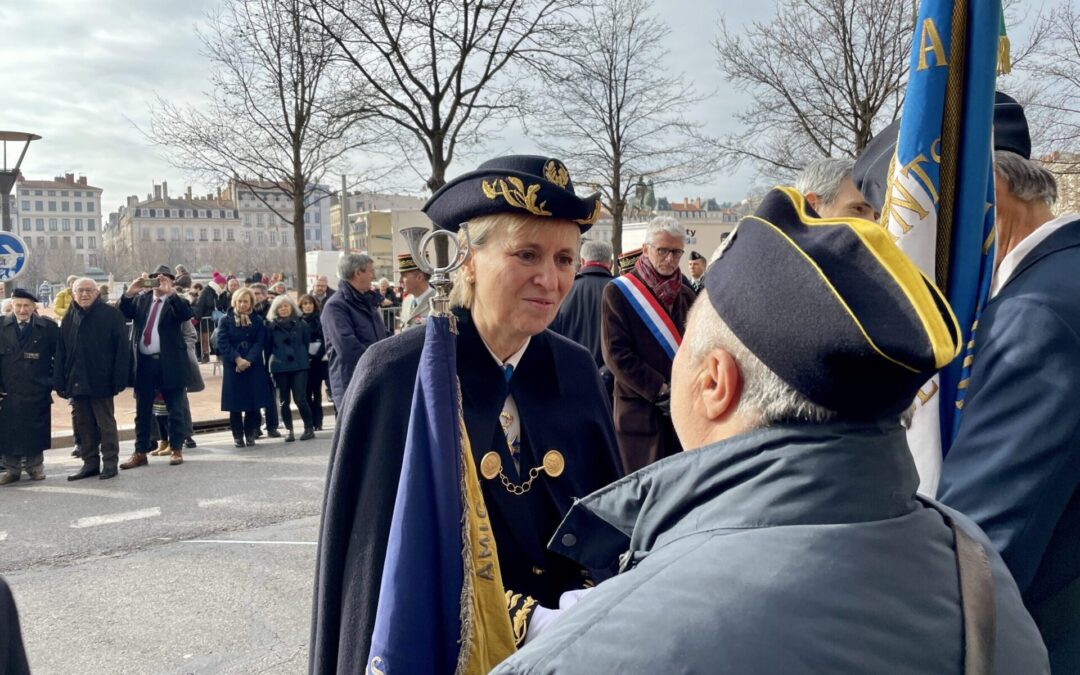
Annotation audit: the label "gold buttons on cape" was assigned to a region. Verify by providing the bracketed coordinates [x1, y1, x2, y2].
[480, 451, 502, 480]
[542, 450, 565, 478]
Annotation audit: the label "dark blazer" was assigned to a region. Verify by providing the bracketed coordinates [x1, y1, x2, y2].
[0, 315, 59, 455]
[119, 291, 195, 390]
[550, 265, 612, 369]
[310, 310, 622, 673]
[54, 298, 130, 399]
[266, 317, 311, 374]
[320, 281, 388, 402]
[216, 311, 273, 412]
[601, 272, 695, 472]
[192, 282, 227, 321]
[939, 219, 1080, 673]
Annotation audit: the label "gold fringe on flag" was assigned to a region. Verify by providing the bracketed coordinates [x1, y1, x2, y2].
[997, 35, 1012, 75]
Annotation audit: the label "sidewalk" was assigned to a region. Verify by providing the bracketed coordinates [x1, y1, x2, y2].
[49, 361, 334, 448]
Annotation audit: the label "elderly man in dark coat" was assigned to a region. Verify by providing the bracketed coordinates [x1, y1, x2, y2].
[55, 277, 130, 480]
[320, 253, 388, 404]
[495, 187, 1050, 674]
[118, 265, 195, 469]
[602, 218, 696, 472]
[0, 289, 59, 485]
[550, 239, 612, 370]
[936, 96, 1080, 673]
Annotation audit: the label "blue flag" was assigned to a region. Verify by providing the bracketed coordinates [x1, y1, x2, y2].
[883, 0, 1003, 495]
[367, 316, 515, 674]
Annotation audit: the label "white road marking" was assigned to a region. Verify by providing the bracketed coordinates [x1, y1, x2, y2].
[23, 486, 136, 499]
[71, 507, 162, 529]
[181, 540, 317, 546]
[0, 531, 8, 542]
[197, 496, 242, 508]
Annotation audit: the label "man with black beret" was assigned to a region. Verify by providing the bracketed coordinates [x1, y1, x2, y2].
[493, 187, 1048, 674]
[686, 250, 706, 294]
[934, 95, 1080, 672]
[0, 289, 59, 485]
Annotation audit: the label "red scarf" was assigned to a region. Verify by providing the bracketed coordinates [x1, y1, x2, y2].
[634, 254, 683, 309]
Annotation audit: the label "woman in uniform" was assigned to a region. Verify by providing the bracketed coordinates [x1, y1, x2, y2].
[310, 155, 623, 673]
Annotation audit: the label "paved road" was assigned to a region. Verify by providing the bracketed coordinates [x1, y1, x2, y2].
[1, 428, 334, 675]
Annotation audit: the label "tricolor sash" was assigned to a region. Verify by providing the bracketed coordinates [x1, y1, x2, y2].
[612, 273, 682, 360]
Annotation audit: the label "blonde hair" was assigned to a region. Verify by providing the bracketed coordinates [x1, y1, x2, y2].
[449, 213, 579, 309]
[231, 287, 255, 313]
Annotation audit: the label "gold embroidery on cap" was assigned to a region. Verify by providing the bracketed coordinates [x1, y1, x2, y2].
[544, 159, 570, 188]
[574, 199, 603, 226]
[481, 177, 552, 217]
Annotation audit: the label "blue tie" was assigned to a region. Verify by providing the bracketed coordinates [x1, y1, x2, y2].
[503, 364, 514, 382]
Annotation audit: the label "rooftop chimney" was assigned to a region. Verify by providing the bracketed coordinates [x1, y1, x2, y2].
[65, 173, 75, 183]
[162, 180, 169, 199]
[78, 176, 87, 186]
[186, 186, 193, 200]
[153, 184, 162, 201]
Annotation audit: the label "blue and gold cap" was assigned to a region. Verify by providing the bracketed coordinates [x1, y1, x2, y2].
[705, 187, 961, 418]
[423, 155, 602, 232]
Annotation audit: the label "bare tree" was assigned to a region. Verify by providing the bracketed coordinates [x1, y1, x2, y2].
[714, 0, 916, 181]
[529, 0, 715, 254]
[145, 0, 356, 286]
[44, 244, 86, 284]
[307, 0, 577, 193]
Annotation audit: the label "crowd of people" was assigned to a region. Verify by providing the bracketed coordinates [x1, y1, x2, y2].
[2, 94, 1078, 674]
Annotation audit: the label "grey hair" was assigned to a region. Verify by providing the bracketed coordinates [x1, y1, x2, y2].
[73, 276, 98, 291]
[338, 253, 373, 282]
[994, 151, 1058, 207]
[645, 217, 685, 244]
[268, 293, 298, 319]
[580, 239, 613, 265]
[249, 283, 268, 293]
[795, 158, 855, 206]
[684, 295, 838, 428]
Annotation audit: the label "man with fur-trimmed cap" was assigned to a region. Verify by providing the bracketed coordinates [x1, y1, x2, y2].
[493, 187, 1048, 674]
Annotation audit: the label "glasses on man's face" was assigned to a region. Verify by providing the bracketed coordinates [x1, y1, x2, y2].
[75, 288, 97, 295]
[654, 247, 685, 259]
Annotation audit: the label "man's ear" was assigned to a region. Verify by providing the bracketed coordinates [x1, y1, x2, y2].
[804, 192, 822, 214]
[700, 349, 742, 421]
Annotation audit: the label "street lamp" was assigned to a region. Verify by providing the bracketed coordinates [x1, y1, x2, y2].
[0, 131, 41, 296]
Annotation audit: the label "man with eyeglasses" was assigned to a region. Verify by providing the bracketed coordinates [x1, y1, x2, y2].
[54, 278, 130, 480]
[602, 217, 696, 472]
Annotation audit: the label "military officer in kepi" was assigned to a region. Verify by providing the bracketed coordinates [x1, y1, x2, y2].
[0, 289, 60, 485]
[310, 155, 624, 673]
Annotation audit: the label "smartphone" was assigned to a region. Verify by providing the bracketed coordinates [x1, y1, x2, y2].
[141, 278, 161, 289]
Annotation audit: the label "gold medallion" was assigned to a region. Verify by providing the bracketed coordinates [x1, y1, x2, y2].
[542, 450, 565, 478]
[480, 451, 502, 480]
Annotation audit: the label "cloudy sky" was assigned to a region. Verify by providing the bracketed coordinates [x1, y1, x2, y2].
[1, 1, 773, 214]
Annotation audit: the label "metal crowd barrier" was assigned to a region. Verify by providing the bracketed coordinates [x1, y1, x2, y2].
[380, 306, 401, 334]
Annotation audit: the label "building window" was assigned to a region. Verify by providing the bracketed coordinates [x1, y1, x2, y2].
[170, 209, 178, 218]
[73, 191, 81, 197]
[141, 229, 150, 241]
[63, 236, 71, 247]
[135, 208, 142, 217]
[74, 201, 83, 212]
[34, 190, 42, 196]
[88, 237, 96, 250]
[213, 228, 221, 241]
[171, 227, 181, 241]
[62, 219, 71, 231]
[198, 209, 206, 218]
[75, 219, 83, 231]
[87, 219, 95, 231]
[199, 228, 208, 241]
[256, 213, 265, 226]
[21, 218, 30, 230]
[47, 190, 55, 196]
[35, 218, 44, 231]
[257, 232, 265, 245]
[244, 214, 253, 227]
[48, 201, 56, 211]
[61, 201, 70, 212]
[60, 190, 69, 197]
[76, 236, 84, 249]
[218, 209, 226, 219]
[34, 200, 43, 211]
[185, 209, 192, 218]
[157, 228, 165, 242]
[37, 237, 45, 249]
[20, 200, 29, 211]
[270, 231, 277, 245]
[226, 229, 235, 242]
[186, 228, 195, 242]
[315, 212, 321, 223]
[282, 232, 289, 246]
[242, 231, 251, 243]
[87, 202, 95, 212]
[49, 218, 58, 231]
[50, 238, 58, 249]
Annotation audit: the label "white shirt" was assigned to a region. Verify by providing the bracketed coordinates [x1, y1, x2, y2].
[992, 213, 1080, 297]
[138, 296, 165, 355]
[479, 334, 531, 472]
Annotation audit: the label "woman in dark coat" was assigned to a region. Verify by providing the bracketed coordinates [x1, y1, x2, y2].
[311, 155, 623, 671]
[266, 295, 314, 442]
[216, 287, 272, 447]
[299, 294, 328, 431]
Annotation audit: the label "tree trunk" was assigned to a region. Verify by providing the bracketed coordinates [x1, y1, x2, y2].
[292, 164, 308, 293]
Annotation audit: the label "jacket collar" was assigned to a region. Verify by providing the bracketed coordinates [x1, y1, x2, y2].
[337, 279, 375, 312]
[454, 308, 562, 400]
[551, 422, 920, 570]
[1001, 216, 1080, 292]
[576, 265, 613, 279]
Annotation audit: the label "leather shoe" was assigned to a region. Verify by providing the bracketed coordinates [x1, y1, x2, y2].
[245, 436, 256, 447]
[234, 437, 245, 448]
[68, 465, 101, 481]
[99, 466, 118, 480]
[300, 429, 315, 441]
[0, 471, 19, 486]
[267, 430, 282, 438]
[27, 467, 46, 481]
[120, 452, 148, 470]
[169, 451, 184, 466]
[184, 437, 197, 449]
[285, 431, 296, 442]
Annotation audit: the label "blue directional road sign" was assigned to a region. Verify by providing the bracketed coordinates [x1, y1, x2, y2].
[0, 232, 29, 282]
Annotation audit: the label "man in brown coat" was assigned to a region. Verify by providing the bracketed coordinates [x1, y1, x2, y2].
[602, 218, 696, 472]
